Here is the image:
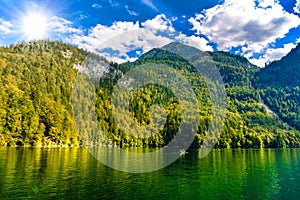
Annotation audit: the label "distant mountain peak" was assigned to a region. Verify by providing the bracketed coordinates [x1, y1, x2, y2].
[162, 42, 204, 59]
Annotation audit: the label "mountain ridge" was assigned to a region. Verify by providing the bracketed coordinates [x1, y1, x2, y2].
[258, 44, 300, 87]
[0, 40, 299, 148]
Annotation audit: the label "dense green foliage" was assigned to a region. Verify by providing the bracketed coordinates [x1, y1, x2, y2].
[0, 41, 86, 146]
[94, 44, 300, 148]
[0, 40, 299, 148]
[258, 45, 300, 88]
[258, 44, 300, 139]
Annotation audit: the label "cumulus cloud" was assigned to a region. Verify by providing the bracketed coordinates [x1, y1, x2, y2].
[0, 18, 14, 35]
[174, 33, 213, 51]
[188, 0, 300, 65]
[70, 19, 171, 63]
[69, 14, 212, 63]
[257, 0, 275, 8]
[70, 21, 140, 52]
[294, 0, 300, 13]
[249, 43, 297, 67]
[142, 14, 174, 32]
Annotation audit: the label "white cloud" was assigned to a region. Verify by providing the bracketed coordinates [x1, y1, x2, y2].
[107, 0, 120, 7]
[78, 14, 89, 20]
[48, 16, 82, 35]
[72, 21, 140, 47]
[174, 33, 213, 51]
[189, 0, 300, 56]
[70, 20, 170, 63]
[69, 14, 212, 63]
[0, 18, 14, 35]
[257, 0, 275, 8]
[142, 14, 174, 32]
[125, 5, 138, 16]
[141, 0, 158, 11]
[92, 3, 102, 9]
[249, 43, 297, 67]
[293, 0, 300, 13]
[294, 0, 300, 13]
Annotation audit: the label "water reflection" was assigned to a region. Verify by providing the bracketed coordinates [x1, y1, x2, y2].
[0, 147, 299, 199]
[88, 146, 180, 173]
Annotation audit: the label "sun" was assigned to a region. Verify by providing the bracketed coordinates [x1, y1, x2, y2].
[21, 13, 48, 40]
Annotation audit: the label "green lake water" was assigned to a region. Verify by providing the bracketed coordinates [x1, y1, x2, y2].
[0, 147, 299, 199]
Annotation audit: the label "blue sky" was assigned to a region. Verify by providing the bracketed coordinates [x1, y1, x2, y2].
[0, 0, 299, 67]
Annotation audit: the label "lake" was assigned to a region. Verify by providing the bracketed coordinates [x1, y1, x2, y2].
[0, 147, 299, 199]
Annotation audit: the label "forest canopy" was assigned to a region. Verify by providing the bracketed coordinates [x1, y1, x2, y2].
[0, 40, 299, 148]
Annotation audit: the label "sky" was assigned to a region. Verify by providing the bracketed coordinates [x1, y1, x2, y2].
[0, 0, 299, 67]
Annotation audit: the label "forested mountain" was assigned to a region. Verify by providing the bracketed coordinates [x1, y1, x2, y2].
[0, 41, 87, 146]
[0, 40, 299, 148]
[258, 44, 300, 87]
[258, 44, 300, 133]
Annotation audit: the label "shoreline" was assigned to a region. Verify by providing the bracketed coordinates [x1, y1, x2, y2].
[0, 145, 299, 149]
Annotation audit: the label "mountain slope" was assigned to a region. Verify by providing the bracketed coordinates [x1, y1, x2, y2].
[258, 44, 300, 132]
[0, 40, 86, 146]
[258, 44, 300, 87]
[0, 40, 299, 148]
[113, 43, 300, 148]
